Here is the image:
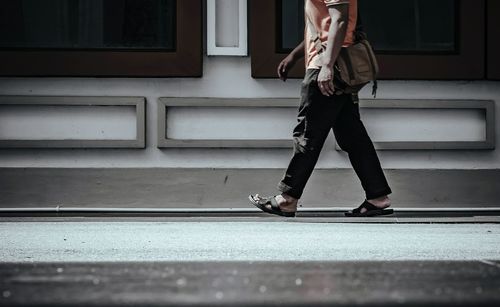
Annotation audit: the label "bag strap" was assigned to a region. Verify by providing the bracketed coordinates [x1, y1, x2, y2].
[306, 13, 324, 54]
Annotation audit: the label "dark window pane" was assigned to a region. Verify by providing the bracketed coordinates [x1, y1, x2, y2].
[359, 0, 456, 52]
[280, 0, 304, 51]
[0, 0, 176, 50]
[277, 0, 456, 53]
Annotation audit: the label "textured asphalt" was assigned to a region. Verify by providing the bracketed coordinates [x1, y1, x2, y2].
[2, 261, 500, 306]
[1, 221, 499, 262]
[1, 220, 500, 306]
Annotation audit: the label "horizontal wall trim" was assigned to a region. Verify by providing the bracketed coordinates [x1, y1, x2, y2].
[2, 207, 500, 213]
[1, 207, 500, 222]
[1, 168, 498, 209]
[157, 98, 495, 150]
[0, 95, 146, 148]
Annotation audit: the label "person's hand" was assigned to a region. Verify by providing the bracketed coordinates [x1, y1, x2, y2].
[277, 54, 297, 82]
[317, 65, 335, 96]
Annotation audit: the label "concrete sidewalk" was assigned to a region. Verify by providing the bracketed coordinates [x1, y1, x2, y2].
[1, 219, 499, 262]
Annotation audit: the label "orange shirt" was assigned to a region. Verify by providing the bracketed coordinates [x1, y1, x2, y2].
[304, 0, 358, 69]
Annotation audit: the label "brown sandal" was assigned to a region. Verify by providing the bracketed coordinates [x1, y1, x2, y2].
[249, 194, 296, 217]
[345, 199, 394, 217]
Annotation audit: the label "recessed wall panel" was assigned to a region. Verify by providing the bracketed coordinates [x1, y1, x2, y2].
[0, 105, 136, 140]
[0, 96, 145, 148]
[157, 98, 494, 150]
[166, 107, 294, 140]
[360, 108, 486, 142]
[215, 0, 239, 47]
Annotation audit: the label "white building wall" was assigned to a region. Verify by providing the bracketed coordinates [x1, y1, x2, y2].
[1, 1, 499, 171]
[0, 56, 499, 170]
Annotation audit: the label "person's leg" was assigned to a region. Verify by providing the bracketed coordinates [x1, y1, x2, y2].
[276, 70, 348, 206]
[332, 98, 392, 207]
[252, 70, 330, 214]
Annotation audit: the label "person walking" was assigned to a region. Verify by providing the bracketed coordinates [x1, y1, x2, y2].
[249, 0, 393, 217]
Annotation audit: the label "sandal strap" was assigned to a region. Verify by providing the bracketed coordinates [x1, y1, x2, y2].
[353, 200, 378, 214]
[254, 195, 280, 210]
[254, 195, 267, 205]
[269, 196, 280, 210]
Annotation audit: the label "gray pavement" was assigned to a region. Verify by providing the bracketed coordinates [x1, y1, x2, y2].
[1, 219, 500, 306]
[2, 261, 500, 306]
[1, 220, 499, 262]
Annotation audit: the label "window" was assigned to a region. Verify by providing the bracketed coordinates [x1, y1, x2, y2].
[278, 0, 305, 53]
[278, 0, 457, 53]
[359, 0, 457, 53]
[487, 0, 500, 80]
[0, 0, 202, 77]
[251, 0, 487, 79]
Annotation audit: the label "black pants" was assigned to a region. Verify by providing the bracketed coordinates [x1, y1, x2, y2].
[277, 68, 392, 200]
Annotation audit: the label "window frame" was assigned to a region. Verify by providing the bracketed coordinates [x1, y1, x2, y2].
[0, 0, 202, 77]
[250, 0, 486, 80]
[207, 0, 248, 56]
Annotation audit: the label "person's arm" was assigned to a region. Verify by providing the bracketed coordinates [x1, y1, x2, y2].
[277, 40, 305, 82]
[317, 4, 349, 96]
